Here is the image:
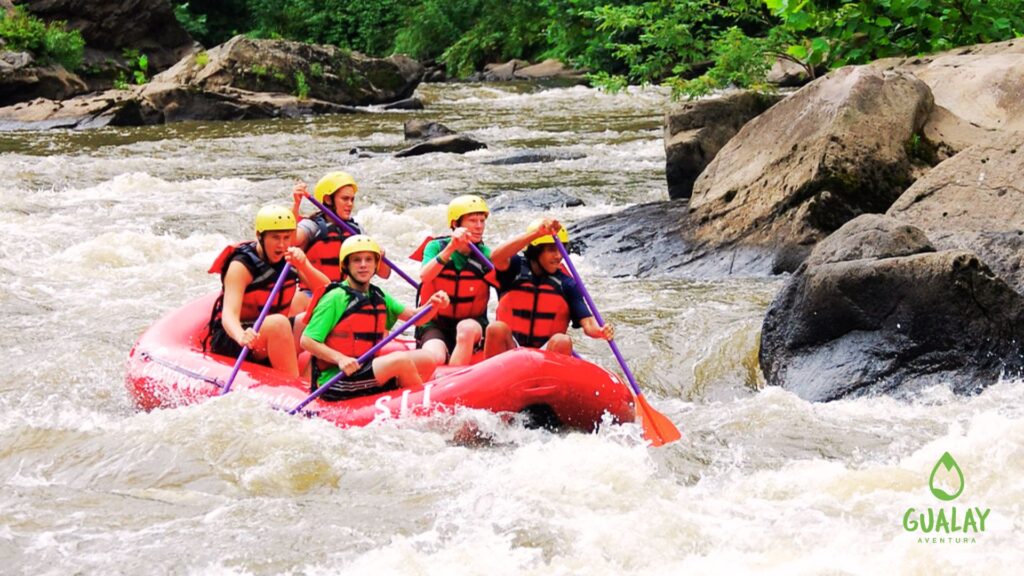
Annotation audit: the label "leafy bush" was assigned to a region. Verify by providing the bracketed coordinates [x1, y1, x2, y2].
[173, 2, 209, 40]
[673, 26, 786, 98]
[767, 0, 1024, 70]
[0, 6, 85, 70]
[242, 0, 402, 54]
[294, 70, 310, 98]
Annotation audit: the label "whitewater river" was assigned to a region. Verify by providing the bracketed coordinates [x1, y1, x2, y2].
[1, 83, 1020, 575]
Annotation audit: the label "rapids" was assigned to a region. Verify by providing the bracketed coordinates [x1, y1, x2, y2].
[1, 83, 1020, 574]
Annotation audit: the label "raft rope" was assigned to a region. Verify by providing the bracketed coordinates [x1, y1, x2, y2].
[139, 351, 226, 389]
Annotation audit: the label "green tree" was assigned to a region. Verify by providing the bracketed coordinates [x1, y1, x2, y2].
[392, 0, 549, 76]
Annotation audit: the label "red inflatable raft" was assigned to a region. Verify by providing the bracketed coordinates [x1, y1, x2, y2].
[125, 293, 636, 431]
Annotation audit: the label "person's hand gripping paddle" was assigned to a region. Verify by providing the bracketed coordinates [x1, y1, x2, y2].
[221, 263, 293, 395]
[552, 236, 681, 446]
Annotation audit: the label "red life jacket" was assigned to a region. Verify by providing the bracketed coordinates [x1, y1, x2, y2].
[304, 213, 361, 283]
[208, 241, 298, 323]
[496, 259, 571, 348]
[418, 237, 496, 321]
[313, 283, 389, 368]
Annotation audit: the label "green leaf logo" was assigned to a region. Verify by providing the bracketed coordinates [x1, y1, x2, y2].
[929, 452, 965, 501]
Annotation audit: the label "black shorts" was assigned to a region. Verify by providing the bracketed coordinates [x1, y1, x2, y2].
[207, 317, 294, 364]
[415, 315, 487, 354]
[312, 361, 398, 402]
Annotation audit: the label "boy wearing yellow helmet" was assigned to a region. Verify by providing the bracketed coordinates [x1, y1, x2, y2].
[205, 205, 330, 377]
[484, 218, 613, 358]
[290, 172, 392, 305]
[301, 235, 450, 399]
[417, 194, 497, 366]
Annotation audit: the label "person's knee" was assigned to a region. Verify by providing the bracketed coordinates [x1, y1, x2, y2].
[393, 354, 416, 374]
[411, 349, 437, 367]
[547, 334, 572, 355]
[455, 320, 482, 343]
[486, 321, 510, 340]
[261, 315, 292, 339]
[422, 339, 448, 363]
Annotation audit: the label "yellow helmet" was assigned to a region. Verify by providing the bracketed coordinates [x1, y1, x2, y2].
[339, 234, 382, 267]
[314, 171, 358, 204]
[255, 205, 297, 234]
[527, 218, 569, 246]
[447, 194, 489, 228]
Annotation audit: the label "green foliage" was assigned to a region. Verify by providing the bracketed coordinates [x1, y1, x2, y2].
[390, 0, 550, 76]
[170, 0, 250, 46]
[674, 27, 782, 98]
[123, 49, 150, 84]
[0, 6, 85, 70]
[541, 0, 621, 73]
[173, 2, 209, 40]
[392, 0, 478, 62]
[767, 0, 1024, 70]
[294, 70, 310, 98]
[241, 0, 402, 54]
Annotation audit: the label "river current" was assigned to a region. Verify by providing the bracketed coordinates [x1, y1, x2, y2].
[1, 83, 1020, 575]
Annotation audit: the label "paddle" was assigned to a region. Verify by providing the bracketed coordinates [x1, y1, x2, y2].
[551, 237, 681, 446]
[289, 304, 434, 414]
[303, 193, 421, 290]
[221, 263, 293, 395]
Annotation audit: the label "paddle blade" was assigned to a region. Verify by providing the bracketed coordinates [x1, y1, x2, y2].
[409, 235, 435, 261]
[635, 393, 681, 447]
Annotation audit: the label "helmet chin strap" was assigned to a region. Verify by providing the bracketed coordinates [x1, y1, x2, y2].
[256, 233, 266, 260]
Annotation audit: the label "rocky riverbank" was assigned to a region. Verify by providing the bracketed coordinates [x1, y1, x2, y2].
[575, 39, 1024, 401]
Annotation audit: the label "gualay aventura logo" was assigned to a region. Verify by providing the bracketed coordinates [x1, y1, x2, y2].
[902, 452, 991, 544]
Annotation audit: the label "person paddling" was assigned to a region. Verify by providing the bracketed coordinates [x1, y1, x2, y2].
[484, 218, 613, 358]
[416, 195, 498, 366]
[291, 171, 392, 306]
[204, 205, 329, 377]
[301, 235, 450, 400]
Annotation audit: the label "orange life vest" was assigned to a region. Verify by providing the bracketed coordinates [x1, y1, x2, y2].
[496, 259, 571, 348]
[314, 283, 389, 367]
[304, 213, 361, 283]
[418, 237, 496, 321]
[208, 241, 298, 323]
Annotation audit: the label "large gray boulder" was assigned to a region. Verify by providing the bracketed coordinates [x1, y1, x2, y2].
[760, 214, 1024, 401]
[887, 132, 1024, 293]
[688, 65, 933, 273]
[664, 91, 783, 200]
[875, 39, 1024, 158]
[1, 35, 426, 129]
[138, 83, 360, 123]
[0, 89, 154, 130]
[0, 52, 87, 105]
[154, 36, 423, 107]
[394, 134, 487, 157]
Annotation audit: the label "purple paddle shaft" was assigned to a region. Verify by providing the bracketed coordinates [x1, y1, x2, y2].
[467, 243, 494, 271]
[220, 262, 293, 395]
[552, 237, 642, 397]
[304, 194, 420, 289]
[289, 304, 434, 414]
